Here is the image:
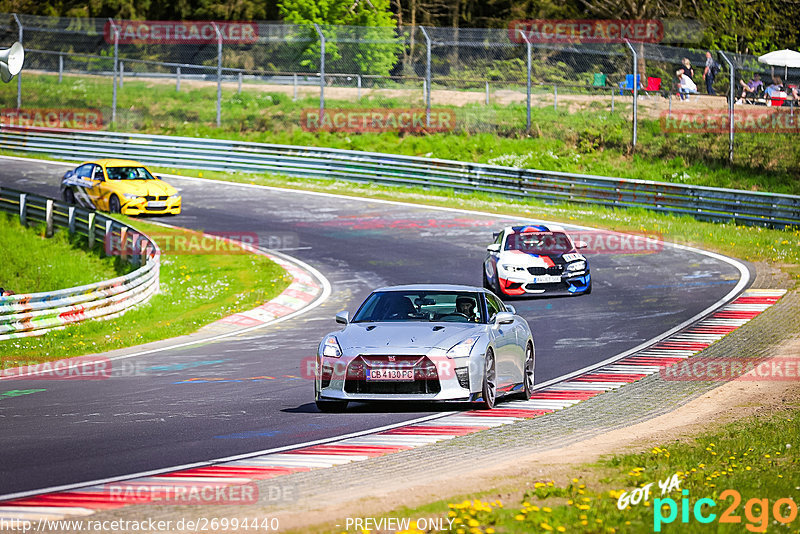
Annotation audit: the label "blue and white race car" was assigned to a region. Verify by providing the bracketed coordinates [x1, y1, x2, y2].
[483, 224, 592, 297]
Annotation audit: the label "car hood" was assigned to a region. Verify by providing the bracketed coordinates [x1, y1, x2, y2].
[110, 180, 177, 197]
[498, 249, 583, 266]
[337, 322, 485, 352]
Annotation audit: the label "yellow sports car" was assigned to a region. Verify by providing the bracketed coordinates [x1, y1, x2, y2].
[60, 159, 182, 215]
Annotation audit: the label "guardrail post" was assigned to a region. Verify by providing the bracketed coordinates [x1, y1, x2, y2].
[87, 212, 96, 248]
[68, 206, 76, 234]
[58, 53, 63, 83]
[45, 199, 54, 238]
[108, 18, 119, 124]
[314, 24, 325, 121]
[19, 193, 27, 226]
[624, 39, 638, 149]
[176, 66, 181, 91]
[12, 13, 22, 109]
[420, 26, 431, 128]
[104, 220, 113, 256]
[119, 226, 128, 263]
[719, 51, 735, 164]
[212, 22, 223, 128]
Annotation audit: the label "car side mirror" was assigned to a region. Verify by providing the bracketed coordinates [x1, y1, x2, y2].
[487, 243, 501, 253]
[505, 304, 516, 315]
[575, 240, 588, 249]
[335, 311, 349, 325]
[494, 312, 514, 325]
[156, 176, 163, 180]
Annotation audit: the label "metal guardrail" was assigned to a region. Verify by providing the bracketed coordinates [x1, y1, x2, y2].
[0, 187, 160, 340]
[1, 127, 799, 228]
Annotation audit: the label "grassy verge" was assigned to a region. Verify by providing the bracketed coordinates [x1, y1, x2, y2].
[0, 212, 129, 293]
[0, 217, 291, 364]
[2, 73, 799, 194]
[320, 401, 799, 534]
[151, 166, 800, 285]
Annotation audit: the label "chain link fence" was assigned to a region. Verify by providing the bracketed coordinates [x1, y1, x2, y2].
[1, 13, 798, 166]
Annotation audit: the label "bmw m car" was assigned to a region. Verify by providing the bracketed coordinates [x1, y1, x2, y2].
[484, 224, 591, 297]
[314, 284, 535, 411]
[60, 159, 181, 215]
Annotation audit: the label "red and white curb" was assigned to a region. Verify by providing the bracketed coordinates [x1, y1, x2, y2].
[0, 288, 786, 521]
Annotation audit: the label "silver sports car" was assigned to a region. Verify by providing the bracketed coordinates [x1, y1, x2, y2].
[314, 284, 535, 412]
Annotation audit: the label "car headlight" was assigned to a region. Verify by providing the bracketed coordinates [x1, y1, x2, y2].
[501, 264, 527, 273]
[321, 335, 342, 358]
[447, 335, 481, 359]
[566, 260, 587, 272]
[170, 194, 181, 200]
[122, 193, 140, 200]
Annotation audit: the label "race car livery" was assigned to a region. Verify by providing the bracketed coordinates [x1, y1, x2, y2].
[483, 224, 591, 297]
[60, 159, 181, 215]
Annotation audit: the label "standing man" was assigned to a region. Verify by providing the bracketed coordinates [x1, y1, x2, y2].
[703, 51, 718, 95]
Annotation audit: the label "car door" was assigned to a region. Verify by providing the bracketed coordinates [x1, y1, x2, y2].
[485, 292, 517, 389]
[484, 230, 503, 286]
[69, 164, 97, 208]
[87, 164, 106, 208]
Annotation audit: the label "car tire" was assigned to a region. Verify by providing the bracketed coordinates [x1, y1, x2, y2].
[519, 342, 535, 400]
[585, 279, 593, 295]
[482, 269, 492, 290]
[109, 195, 121, 214]
[315, 399, 349, 412]
[478, 349, 497, 410]
[63, 188, 76, 205]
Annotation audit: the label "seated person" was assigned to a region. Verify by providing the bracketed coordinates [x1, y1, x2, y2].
[380, 294, 417, 320]
[737, 74, 762, 102]
[676, 69, 698, 100]
[765, 76, 784, 98]
[455, 296, 479, 322]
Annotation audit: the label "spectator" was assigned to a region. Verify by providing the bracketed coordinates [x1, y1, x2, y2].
[765, 76, 784, 98]
[681, 58, 695, 80]
[0, 287, 14, 297]
[677, 69, 698, 100]
[703, 51, 719, 95]
[737, 74, 763, 103]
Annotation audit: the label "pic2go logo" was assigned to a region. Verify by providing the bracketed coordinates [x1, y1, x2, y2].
[654, 489, 798, 532]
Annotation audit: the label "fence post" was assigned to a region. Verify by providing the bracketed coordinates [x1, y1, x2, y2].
[293, 73, 297, 101]
[314, 24, 325, 120]
[45, 199, 54, 238]
[12, 13, 22, 109]
[108, 18, 119, 124]
[420, 27, 431, 128]
[719, 52, 735, 164]
[554, 85, 557, 110]
[119, 61, 124, 88]
[238, 71, 242, 94]
[485, 81, 489, 105]
[58, 53, 63, 83]
[624, 39, 638, 149]
[104, 220, 113, 256]
[19, 193, 26, 226]
[611, 88, 615, 112]
[212, 22, 222, 128]
[357, 74, 361, 100]
[176, 66, 181, 91]
[520, 33, 532, 131]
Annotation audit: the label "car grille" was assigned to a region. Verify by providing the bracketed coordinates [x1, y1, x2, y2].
[527, 265, 563, 275]
[344, 355, 441, 394]
[144, 195, 169, 201]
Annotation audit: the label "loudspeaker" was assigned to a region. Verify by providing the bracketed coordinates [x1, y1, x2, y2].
[0, 42, 24, 83]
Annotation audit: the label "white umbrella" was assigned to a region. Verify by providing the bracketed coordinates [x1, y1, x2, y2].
[758, 49, 800, 80]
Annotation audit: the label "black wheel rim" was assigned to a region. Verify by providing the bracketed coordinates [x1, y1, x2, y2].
[524, 345, 534, 391]
[485, 352, 496, 405]
[111, 197, 119, 213]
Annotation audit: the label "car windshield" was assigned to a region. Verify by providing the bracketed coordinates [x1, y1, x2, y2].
[106, 166, 156, 181]
[504, 231, 573, 254]
[352, 291, 485, 324]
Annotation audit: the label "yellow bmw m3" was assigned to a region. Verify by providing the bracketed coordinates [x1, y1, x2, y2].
[60, 159, 182, 215]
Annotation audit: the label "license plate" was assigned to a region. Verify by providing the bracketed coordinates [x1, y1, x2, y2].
[147, 201, 167, 208]
[531, 275, 561, 284]
[366, 368, 415, 381]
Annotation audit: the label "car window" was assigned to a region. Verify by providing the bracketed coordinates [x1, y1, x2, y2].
[106, 166, 156, 181]
[75, 164, 93, 178]
[352, 291, 485, 323]
[485, 293, 506, 321]
[504, 231, 573, 254]
[91, 165, 103, 180]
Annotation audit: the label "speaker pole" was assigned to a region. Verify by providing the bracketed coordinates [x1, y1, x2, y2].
[12, 13, 22, 108]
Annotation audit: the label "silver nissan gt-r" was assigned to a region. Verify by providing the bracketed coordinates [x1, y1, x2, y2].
[314, 284, 535, 412]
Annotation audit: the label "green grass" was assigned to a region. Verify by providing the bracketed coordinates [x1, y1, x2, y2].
[304, 403, 799, 534]
[0, 212, 130, 293]
[0, 217, 291, 365]
[3, 73, 799, 194]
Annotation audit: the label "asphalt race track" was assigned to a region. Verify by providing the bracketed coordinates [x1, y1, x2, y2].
[0, 157, 750, 497]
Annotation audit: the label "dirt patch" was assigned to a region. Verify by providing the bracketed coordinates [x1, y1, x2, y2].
[277, 337, 800, 532]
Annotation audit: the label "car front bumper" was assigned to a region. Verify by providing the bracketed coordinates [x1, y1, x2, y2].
[121, 197, 182, 215]
[499, 271, 591, 296]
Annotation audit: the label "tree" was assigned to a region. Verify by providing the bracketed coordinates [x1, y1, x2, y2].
[278, 0, 401, 76]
